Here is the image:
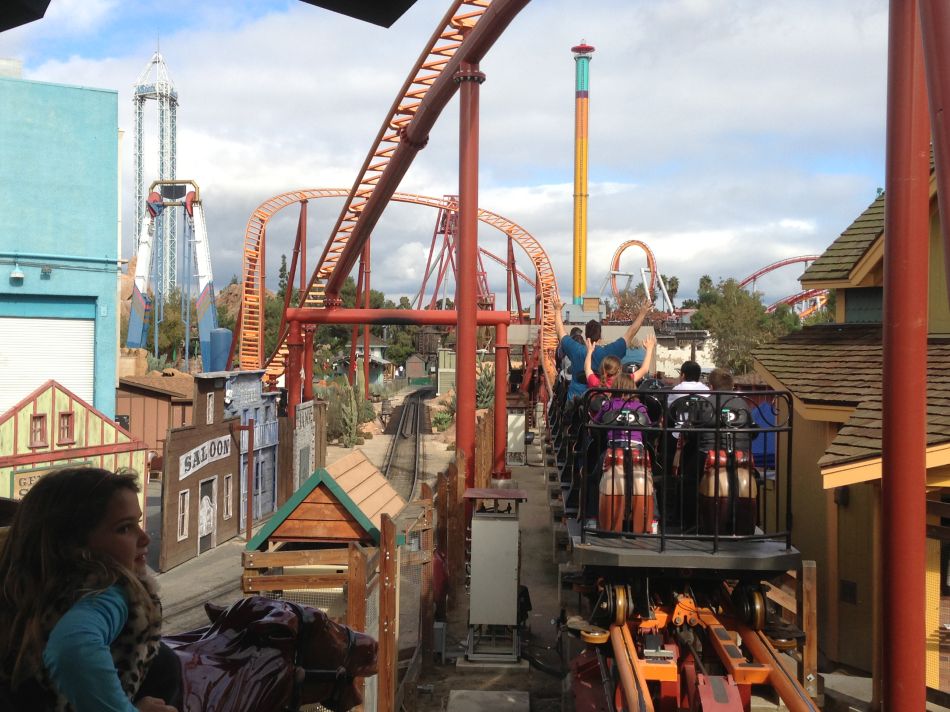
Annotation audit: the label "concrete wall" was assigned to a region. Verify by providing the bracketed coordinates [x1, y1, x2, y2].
[0, 77, 119, 417]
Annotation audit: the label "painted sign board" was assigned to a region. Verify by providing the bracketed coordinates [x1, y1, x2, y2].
[179, 435, 231, 480]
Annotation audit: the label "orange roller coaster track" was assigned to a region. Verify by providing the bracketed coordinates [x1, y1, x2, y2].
[609, 240, 658, 304]
[238, 189, 559, 378]
[239, 0, 533, 377]
[739, 255, 819, 289]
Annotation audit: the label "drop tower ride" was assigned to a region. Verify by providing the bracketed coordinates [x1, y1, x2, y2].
[571, 41, 594, 305]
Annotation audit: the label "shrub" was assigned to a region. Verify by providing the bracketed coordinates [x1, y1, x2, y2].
[476, 363, 494, 409]
[432, 410, 453, 432]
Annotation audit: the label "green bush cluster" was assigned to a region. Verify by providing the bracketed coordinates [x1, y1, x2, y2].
[432, 410, 453, 432]
[318, 372, 377, 447]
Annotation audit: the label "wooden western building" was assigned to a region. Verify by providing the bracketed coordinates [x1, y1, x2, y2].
[0, 380, 149, 505]
[160, 376, 240, 572]
[195, 370, 282, 530]
[116, 370, 195, 476]
[754, 185, 950, 693]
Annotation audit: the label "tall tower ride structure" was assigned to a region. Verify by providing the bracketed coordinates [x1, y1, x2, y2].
[133, 51, 178, 294]
[571, 41, 594, 305]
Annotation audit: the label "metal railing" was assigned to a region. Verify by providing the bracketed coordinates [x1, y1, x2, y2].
[564, 387, 794, 553]
[240, 420, 278, 451]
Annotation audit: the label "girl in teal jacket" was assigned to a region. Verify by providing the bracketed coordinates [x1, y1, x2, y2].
[0, 467, 177, 712]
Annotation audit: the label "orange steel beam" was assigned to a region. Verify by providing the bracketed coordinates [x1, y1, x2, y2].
[881, 1, 930, 707]
[238, 189, 558, 381]
[736, 624, 819, 712]
[478, 246, 535, 289]
[610, 625, 644, 712]
[609, 240, 658, 305]
[314, 0, 531, 304]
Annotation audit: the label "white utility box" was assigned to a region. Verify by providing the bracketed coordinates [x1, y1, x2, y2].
[506, 408, 526, 465]
[465, 488, 528, 662]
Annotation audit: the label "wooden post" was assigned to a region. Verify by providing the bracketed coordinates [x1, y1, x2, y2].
[347, 543, 367, 711]
[348, 543, 368, 629]
[378, 515, 397, 712]
[447, 461, 466, 604]
[799, 560, 818, 699]
[436, 471, 448, 556]
[419, 483, 435, 672]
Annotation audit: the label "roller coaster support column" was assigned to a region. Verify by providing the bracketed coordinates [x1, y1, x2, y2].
[348, 258, 364, 387]
[362, 243, 372, 400]
[920, 0, 950, 308]
[287, 320, 304, 418]
[456, 61, 486, 502]
[493, 323, 510, 482]
[882, 2, 929, 709]
[303, 326, 315, 402]
[300, 201, 315, 402]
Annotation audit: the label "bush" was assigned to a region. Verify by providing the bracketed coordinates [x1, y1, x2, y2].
[476, 363, 494, 409]
[359, 399, 375, 424]
[432, 410, 453, 432]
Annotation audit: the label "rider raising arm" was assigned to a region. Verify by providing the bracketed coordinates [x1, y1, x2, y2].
[554, 298, 652, 400]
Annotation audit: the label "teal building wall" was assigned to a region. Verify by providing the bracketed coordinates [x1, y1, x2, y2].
[0, 76, 119, 417]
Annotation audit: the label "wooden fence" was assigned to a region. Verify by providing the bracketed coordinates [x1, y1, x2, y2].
[241, 495, 434, 712]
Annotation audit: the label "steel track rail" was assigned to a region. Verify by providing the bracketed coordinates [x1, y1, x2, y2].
[241, 189, 558, 384]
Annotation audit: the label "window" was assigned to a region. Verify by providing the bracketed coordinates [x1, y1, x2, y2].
[177, 490, 190, 541]
[223, 475, 233, 519]
[206, 392, 215, 425]
[29, 415, 48, 448]
[57, 412, 75, 444]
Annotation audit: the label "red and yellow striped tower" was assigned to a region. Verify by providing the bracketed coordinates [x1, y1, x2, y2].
[571, 40, 594, 305]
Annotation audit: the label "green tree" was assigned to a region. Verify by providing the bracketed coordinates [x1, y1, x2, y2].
[661, 274, 680, 301]
[216, 303, 236, 332]
[803, 291, 836, 326]
[142, 290, 188, 363]
[277, 254, 289, 298]
[690, 278, 773, 374]
[768, 303, 801, 339]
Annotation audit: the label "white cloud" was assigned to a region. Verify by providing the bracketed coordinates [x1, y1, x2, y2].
[5, 0, 888, 310]
[38, 0, 118, 34]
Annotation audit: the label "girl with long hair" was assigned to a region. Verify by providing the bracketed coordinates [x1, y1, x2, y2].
[0, 467, 177, 711]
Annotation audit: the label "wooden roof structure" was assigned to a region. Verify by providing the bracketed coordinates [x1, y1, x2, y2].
[246, 451, 405, 549]
[754, 321, 950, 487]
[800, 194, 885, 285]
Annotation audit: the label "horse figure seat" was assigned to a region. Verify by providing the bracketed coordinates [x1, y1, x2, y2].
[163, 595, 378, 712]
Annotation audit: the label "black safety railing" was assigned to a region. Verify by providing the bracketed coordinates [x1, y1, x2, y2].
[564, 386, 794, 554]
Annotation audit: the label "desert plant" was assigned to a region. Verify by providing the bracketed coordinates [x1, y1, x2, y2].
[476, 363, 494, 409]
[354, 366, 376, 424]
[432, 410, 453, 432]
[339, 383, 359, 447]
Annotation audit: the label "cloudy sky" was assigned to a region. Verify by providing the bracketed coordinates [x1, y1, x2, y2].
[1, 0, 889, 307]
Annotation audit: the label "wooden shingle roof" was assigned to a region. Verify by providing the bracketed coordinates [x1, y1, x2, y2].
[119, 370, 195, 401]
[800, 194, 885, 284]
[246, 450, 405, 549]
[754, 325, 950, 468]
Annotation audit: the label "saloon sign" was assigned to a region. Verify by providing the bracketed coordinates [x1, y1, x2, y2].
[179, 435, 231, 480]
